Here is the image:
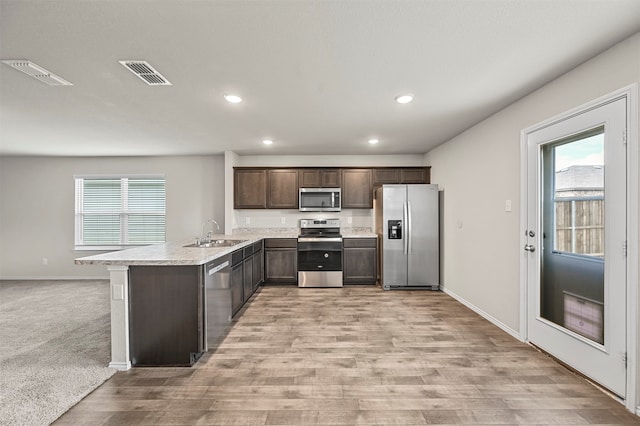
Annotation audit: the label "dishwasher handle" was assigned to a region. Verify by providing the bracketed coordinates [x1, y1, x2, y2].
[207, 260, 229, 275]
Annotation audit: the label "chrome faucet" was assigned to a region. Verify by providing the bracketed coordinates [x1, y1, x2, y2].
[201, 219, 221, 243]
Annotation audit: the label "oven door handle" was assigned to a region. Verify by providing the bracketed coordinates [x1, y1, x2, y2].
[297, 237, 343, 242]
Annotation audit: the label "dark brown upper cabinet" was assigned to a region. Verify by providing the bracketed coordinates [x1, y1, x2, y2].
[341, 169, 372, 208]
[235, 167, 430, 210]
[267, 169, 299, 209]
[298, 169, 341, 188]
[400, 168, 430, 184]
[234, 169, 267, 209]
[372, 168, 400, 186]
[372, 167, 431, 186]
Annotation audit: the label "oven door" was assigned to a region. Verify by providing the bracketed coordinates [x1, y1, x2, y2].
[297, 241, 342, 271]
[297, 240, 343, 287]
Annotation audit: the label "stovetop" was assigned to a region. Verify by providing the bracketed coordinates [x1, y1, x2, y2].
[299, 218, 341, 239]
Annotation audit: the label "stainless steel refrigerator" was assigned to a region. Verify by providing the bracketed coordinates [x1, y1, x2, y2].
[374, 184, 439, 290]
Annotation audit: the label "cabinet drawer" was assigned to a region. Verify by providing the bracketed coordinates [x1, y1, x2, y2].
[343, 238, 377, 248]
[231, 249, 244, 266]
[265, 238, 297, 248]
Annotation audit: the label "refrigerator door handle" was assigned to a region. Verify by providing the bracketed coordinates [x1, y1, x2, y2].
[403, 201, 409, 254]
[407, 200, 412, 254]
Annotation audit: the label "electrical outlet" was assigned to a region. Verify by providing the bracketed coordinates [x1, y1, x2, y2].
[42, 257, 48, 265]
[505, 199, 512, 212]
[281, 217, 286, 225]
[112, 284, 124, 300]
[245, 217, 251, 225]
[348, 217, 352, 224]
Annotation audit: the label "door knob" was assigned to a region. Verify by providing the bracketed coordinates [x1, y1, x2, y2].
[524, 244, 536, 252]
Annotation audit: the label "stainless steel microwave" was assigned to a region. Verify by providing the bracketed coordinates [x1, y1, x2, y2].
[299, 188, 341, 212]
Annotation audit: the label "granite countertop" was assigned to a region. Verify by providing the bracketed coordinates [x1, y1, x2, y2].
[74, 236, 259, 267]
[341, 230, 377, 238]
[75, 229, 376, 267]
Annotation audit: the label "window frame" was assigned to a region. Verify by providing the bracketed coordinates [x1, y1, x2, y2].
[541, 127, 605, 260]
[74, 174, 166, 251]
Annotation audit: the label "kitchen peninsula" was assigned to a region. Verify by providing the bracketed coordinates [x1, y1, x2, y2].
[76, 230, 375, 370]
[76, 235, 267, 370]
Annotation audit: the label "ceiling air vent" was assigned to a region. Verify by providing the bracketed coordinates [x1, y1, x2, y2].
[1, 60, 73, 86]
[119, 60, 171, 85]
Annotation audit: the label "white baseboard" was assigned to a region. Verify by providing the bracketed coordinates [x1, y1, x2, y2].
[0, 276, 110, 281]
[108, 361, 131, 371]
[441, 286, 524, 342]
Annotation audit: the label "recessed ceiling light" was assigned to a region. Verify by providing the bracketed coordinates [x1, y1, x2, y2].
[368, 139, 379, 145]
[224, 94, 242, 103]
[262, 139, 273, 145]
[395, 94, 414, 104]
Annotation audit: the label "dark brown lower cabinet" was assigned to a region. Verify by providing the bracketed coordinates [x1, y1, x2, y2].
[128, 265, 204, 367]
[230, 250, 244, 315]
[264, 238, 297, 284]
[243, 247, 254, 301]
[343, 238, 377, 285]
[253, 241, 264, 292]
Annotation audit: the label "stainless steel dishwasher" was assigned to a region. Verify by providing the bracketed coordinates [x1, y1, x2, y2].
[204, 255, 232, 350]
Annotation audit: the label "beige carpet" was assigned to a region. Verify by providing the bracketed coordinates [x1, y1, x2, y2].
[0, 280, 116, 426]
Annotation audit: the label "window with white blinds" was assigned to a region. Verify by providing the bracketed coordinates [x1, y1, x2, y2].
[75, 176, 166, 249]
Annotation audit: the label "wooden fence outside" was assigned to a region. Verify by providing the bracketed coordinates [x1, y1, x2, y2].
[555, 197, 604, 257]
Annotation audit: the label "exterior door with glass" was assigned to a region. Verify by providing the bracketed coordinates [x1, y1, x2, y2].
[524, 96, 627, 398]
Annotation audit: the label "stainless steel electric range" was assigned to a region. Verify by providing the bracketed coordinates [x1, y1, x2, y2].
[297, 219, 343, 288]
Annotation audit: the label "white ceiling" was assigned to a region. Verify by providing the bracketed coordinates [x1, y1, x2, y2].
[1, 0, 639, 157]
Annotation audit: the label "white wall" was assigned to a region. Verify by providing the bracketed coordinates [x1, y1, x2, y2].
[425, 33, 640, 335]
[225, 154, 426, 231]
[0, 155, 225, 279]
[235, 154, 425, 167]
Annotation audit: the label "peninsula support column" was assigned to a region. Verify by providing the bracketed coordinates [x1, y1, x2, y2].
[107, 265, 131, 370]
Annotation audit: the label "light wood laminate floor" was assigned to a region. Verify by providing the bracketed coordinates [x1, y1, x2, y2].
[56, 286, 638, 425]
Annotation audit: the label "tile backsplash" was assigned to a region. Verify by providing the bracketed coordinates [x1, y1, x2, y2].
[232, 209, 373, 230]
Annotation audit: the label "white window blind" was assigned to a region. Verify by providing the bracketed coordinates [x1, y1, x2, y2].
[75, 176, 166, 249]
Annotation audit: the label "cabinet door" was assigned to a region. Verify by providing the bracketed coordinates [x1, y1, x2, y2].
[400, 168, 430, 184]
[343, 243, 377, 284]
[129, 265, 202, 366]
[264, 249, 297, 283]
[234, 169, 267, 209]
[372, 168, 400, 186]
[321, 169, 341, 187]
[268, 169, 299, 209]
[342, 169, 372, 208]
[230, 263, 244, 315]
[299, 169, 341, 187]
[299, 169, 321, 187]
[243, 256, 253, 301]
[253, 248, 264, 290]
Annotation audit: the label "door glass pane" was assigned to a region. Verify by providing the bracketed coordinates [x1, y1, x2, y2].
[540, 127, 605, 344]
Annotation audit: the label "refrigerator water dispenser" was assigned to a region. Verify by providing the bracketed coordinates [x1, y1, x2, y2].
[388, 220, 402, 239]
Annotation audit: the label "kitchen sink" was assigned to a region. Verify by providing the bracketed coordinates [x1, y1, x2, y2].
[184, 239, 247, 248]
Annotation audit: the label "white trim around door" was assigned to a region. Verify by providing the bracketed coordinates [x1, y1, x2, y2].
[520, 84, 638, 413]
